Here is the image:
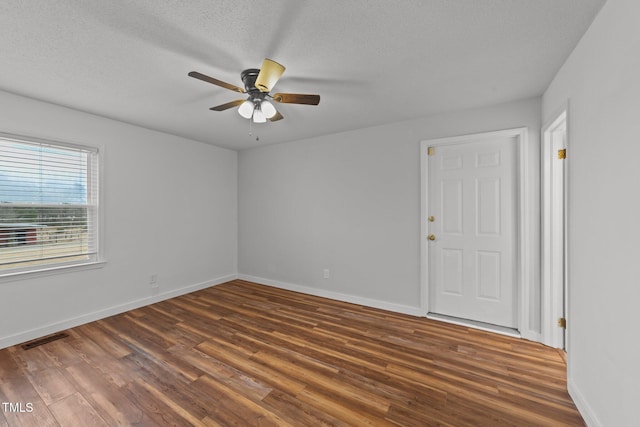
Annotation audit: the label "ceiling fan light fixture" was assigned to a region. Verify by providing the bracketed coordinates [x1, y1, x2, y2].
[238, 100, 254, 119]
[252, 107, 267, 123]
[261, 100, 277, 119]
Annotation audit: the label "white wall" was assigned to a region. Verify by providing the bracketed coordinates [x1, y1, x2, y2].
[0, 90, 238, 348]
[239, 98, 541, 334]
[542, 0, 640, 425]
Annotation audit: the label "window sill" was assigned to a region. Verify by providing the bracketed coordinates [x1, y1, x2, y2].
[0, 260, 106, 283]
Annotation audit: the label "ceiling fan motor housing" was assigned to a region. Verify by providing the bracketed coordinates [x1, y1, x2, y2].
[241, 69, 266, 103]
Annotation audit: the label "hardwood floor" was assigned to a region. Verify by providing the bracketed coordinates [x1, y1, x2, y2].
[0, 280, 584, 426]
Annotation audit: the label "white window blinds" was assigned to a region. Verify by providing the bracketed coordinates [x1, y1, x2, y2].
[0, 134, 99, 274]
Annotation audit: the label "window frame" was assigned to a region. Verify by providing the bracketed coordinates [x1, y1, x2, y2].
[0, 132, 104, 280]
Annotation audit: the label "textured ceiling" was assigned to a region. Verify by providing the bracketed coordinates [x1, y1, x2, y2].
[0, 0, 606, 150]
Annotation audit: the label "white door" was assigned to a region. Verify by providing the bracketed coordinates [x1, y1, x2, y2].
[428, 136, 518, 328]
[551, 127, 567, 348]
[542, 110, 567, 348]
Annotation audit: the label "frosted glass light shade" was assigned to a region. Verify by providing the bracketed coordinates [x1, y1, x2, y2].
[238, 100, 254, 119]
[252, 108, 267, 123]
[261, 100, 277, 118]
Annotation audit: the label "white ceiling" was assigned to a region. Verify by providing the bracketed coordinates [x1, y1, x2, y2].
[0, 0, 606, 150]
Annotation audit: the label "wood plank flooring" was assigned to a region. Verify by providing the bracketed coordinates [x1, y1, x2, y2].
[0, 280, 584, 426]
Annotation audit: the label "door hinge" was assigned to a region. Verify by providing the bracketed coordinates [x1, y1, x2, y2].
[428, 147, 434, 156]
[558, 149, 566, 160]
[557, 317, 567, 329]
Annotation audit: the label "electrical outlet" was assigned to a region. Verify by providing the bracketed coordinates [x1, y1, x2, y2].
[323, 269, 330, 279]
[149, 274, 158, 285]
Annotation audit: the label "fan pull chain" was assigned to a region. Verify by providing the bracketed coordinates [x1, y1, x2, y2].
[248, 118, 259, 141]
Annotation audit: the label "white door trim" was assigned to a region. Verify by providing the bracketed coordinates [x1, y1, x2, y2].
[541, 108, 568, 348]
[420, 127, 534, 340]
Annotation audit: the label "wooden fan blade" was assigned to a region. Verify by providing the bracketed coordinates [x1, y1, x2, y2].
[272, 93, 320, 105]
[209, 99, 245, 111]
[255, 58, 285, 93]
[188, 71, 245, 93]
[268, 111, 284, 122]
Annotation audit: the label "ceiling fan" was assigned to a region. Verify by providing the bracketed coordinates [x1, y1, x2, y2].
[188, 58, 320, 123]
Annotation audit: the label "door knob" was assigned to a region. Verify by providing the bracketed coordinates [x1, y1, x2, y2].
[428, 234, 436, 241]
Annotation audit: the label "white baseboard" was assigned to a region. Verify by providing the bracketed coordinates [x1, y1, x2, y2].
[568, 378, 601, 427]
[237, 274, 424, 317]
[0, 273, 238, 350]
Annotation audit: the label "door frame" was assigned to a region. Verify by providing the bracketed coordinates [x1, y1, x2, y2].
[420, 127, 533, 339]
[541, 108, 568, 349]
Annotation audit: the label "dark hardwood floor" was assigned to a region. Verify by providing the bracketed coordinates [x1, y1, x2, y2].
[0, 280, 584, 426]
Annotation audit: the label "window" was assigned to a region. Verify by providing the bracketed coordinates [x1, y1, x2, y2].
[0, 134, 99, 275]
